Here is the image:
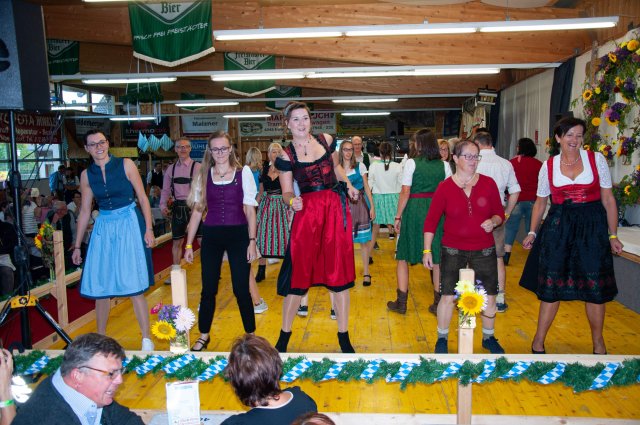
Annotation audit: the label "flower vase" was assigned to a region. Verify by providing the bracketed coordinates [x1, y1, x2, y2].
[623, 155, 632, 166]
[458, 310, 476, 329]
[169, 331, 189, 354]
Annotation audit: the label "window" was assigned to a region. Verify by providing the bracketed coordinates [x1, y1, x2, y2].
[62, 85, 89, 111]
[0, 143, 63, 181]
[91, 92, 115, 115]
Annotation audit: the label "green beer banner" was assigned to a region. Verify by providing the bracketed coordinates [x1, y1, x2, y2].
[47, 39, 79, 75]
[266, 85, 302, 111]
[224, 53, 276, 97]
[128, 1, 214, 67]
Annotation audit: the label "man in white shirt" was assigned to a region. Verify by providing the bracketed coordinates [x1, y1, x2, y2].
[352, 136, 371, 170]
[474, 132, 521, 313]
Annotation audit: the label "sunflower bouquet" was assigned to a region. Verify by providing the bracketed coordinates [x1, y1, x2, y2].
[150, 303, 196, 353]
[34, 222, 55, 273]
[454, 279, 487, 329]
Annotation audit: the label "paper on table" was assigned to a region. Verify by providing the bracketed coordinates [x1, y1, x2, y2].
[166, 380, 201, 425]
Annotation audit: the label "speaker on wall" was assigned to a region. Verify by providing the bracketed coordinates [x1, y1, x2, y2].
[0, 0, 50, 111]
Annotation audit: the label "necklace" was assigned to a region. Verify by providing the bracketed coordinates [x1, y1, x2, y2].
[215, 166, 231, 178]
[454, 173, 475, 189]
[295, 136, 311, 156]
[560, 155, 581, 166]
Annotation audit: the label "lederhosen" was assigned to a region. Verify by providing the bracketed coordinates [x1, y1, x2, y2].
[170, 161, 202, 240]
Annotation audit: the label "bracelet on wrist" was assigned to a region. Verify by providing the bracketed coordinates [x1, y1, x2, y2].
[423, 249, 432, 254]
[609, 234, 618, 240]
[185, 244, 193, 249]
[249, 238, 256, 241]
[0, 399, 14, 408]
[527, 231, 537, 238]
[289, 197, 294, 207]
[394, 216, 401, 221]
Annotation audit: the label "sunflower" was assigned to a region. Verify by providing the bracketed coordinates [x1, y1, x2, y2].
[151, 320, 176, 340]
[625, 185, 632, 196]
[605, 116, 619, 126]
[591, 117, 601, 127]
[457, 292, 486, 316]
[627, 39, 639, 52]
[582, 89, 593, 101]
[595, 87, 601, 94]
[608, 52, 617, 63]
[601, 103, 608, 112]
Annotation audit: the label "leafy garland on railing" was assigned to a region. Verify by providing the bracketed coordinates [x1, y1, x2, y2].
[573, 33, 640, 208]
[13, 351, 640, 394]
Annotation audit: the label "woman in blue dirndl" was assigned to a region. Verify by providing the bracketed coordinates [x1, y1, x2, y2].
[72, 129, 155, 351]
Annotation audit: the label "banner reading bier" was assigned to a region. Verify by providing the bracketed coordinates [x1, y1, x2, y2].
[128, 1, 214, 67]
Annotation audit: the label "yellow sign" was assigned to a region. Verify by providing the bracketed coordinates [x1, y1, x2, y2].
[10, 295, 37, 308]
[110, 147, 139, 158]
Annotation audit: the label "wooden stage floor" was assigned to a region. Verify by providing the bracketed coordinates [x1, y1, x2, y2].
[48, 238, 640, 421]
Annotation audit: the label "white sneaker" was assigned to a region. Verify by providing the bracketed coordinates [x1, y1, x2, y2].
[254, 298, 268, 314]
[141, 337, 154, 351]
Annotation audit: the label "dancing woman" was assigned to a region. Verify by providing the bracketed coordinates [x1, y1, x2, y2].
[184, 131, 258, 351]
[274, 101, 360, 353]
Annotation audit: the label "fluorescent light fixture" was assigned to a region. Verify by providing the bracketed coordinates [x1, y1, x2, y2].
[480, 16, 618, 32]
[175, 101, 240, 107]
[109, 116, 156, 121]
[211, 72, 306, 81]
[223, 113, 272, 119]
[333, 98, 398, 104]
[413, 67, 500, 76]
[215, 27, 343, 41]
[51, 105, 87, 111]
[308, 70, 414, 78]
[341, 112, 391, 116]
[82, 77, 176, 84]
[213, 17, 618, 41]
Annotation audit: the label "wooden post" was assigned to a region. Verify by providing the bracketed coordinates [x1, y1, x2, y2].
[52, 230, 69, 328]
[171, 268, 190, 347]
[457, 268, 475, 425]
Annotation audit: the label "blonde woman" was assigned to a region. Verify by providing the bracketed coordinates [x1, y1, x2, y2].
[184, 131, 259, 351]
[339, 140, 375, 286]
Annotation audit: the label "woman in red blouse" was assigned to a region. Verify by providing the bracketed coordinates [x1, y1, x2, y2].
[423, 140, 505, 354]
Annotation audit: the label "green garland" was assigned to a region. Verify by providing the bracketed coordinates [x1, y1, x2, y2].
[12, 353, 640, 394]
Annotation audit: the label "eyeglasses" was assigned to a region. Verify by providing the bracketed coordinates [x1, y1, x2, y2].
[439, 148, 449, 152]
[210, 147, 230, 155]
[459, 154, 482, 161]
[342, 148, 354, 152]
[86, 140, 108, 149]
[80, 365, 125, 380]
[176, 145, 191, 150]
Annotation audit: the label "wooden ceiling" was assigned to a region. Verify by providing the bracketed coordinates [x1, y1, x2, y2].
[37, 0, 639, 111]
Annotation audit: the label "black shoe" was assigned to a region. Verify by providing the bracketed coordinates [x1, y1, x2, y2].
[191, 336, 210, 352]
[255, 265, 266, 282]
[374, 242, 380, 250]
[275, 330, 292, 353]
[338, 331, 355, 353]
[531, 344, 546, 355]
[435, 337, 448, 354]
[363, 274, 371, 287]
[368, 256, 373, 265]
[503, 252, 511, 266]
[482, 336, 505, 354]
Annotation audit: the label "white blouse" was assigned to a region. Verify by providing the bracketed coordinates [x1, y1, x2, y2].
[537, 150, 612, 197]
[401, 159, 452, 186]
[211, 165, 259, 206]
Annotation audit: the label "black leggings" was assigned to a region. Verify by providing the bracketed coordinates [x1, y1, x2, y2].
[199, 224, 256, 334]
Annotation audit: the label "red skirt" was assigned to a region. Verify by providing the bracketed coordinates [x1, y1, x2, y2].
[278, 188, 355, 295]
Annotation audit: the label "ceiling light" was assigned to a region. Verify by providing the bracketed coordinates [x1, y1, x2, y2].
[223, 113, 272, 119]
[109, 116, 156, 121]
[479, 16, 618, 32]
[51, 105, 88, 111]
[211, 72, 306, 81]
[333, 98, 398, 104]
[175, 101, 240, 107]
[341, 112, 391, 116]
[308, 70, 414, 78]
[413, 67, 500, 76]
[215, 27, 343, 41]
[344, 23, 477, 36]
[82, 77, 177, 84]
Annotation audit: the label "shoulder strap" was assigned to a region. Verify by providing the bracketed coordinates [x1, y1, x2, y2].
[189, 161, 196, 182]
[170, 163, 177, 198]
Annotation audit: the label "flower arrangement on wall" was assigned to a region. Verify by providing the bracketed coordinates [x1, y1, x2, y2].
[576, 33, 640, 208]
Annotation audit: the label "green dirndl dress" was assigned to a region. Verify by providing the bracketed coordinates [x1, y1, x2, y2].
[396, 158, 446, 265]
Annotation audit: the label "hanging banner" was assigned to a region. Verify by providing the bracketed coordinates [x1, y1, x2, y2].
[181, 114, 228, 136]
[73, 117, 111, 141]
[224, 53, 276, 97]
[0, 111, 62, 144]
[266, 85, 302, 111]
[189, 139, 208, 160]
[47, 39, 79, 75]
[122, 117, 171, 141]
[238, 112, 336, 138]
[128, 1, 214, 67]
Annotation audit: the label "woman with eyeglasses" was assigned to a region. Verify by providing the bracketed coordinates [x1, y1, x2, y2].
[339, 140, 375, 286]
[423, 139, 505, 354]
[274, 101, 360, 353]
[184, 131, 258, 351]
[72, 129, 155, 351]
[388, 129, 451, 315]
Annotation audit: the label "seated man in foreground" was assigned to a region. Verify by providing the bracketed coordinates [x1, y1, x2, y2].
[13, 333, 143, 425]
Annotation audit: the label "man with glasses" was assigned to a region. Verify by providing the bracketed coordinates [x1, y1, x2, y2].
[474, 132, 521, 313]
[13, 333, 144, 424]
[160, 137, 202, 284]
[351, 136, 371, 170]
